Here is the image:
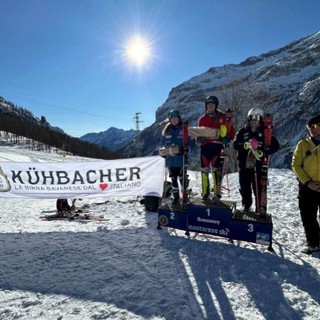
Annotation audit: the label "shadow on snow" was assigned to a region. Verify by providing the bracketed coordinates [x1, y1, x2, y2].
[0, 213, 319, 320]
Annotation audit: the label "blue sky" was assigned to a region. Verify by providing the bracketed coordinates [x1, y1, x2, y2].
[0, 0, 320, 137]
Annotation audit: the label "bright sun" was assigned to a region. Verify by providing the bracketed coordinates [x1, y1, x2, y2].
[125, 35, 151, 67]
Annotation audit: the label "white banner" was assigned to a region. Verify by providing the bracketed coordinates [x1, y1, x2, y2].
[0, 156, 165, 199]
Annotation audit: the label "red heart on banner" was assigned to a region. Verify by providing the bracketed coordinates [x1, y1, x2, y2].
[99, 183, 108, 191]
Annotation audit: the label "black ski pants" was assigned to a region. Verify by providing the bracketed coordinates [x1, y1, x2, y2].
[298, 184, 320, 247]
[239, 167, 262, 211]
[168, 167, 183, 190]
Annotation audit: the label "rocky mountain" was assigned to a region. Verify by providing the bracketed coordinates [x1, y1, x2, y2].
[123, 31, 320, 169]
[80, 127, 138, 152]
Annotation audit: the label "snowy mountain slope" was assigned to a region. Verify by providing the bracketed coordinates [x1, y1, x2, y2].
[129, 31, 320, 169]
[0, 145, 319, 320]
[80, 127, 138, 152]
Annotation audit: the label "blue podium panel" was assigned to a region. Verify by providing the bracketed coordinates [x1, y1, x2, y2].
[158, 203, 188, 231]
[157, 198, 273, 248]
[231, 210, 273, 246]
[187, 198, 235, 239]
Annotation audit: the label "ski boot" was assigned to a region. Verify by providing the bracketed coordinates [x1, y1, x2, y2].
[171, 189, 180, 207]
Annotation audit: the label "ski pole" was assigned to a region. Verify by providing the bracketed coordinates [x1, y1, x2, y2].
[222, 147, 231, 199]
[253, 159, 260, 213]
[162, 167, 168, 201]
[182, 121, 189, 206]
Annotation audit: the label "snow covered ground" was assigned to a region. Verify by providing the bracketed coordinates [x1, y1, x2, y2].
[0, 145, 319, 320]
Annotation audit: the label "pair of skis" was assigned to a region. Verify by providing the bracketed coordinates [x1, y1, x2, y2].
[258, 114, 273, 215]
[40, 212, 106, 221]
[182, 121, 189, 207]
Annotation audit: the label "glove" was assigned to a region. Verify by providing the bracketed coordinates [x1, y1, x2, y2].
[159, 147, 167, 157]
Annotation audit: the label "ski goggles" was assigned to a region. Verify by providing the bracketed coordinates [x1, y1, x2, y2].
[248, 115, 262, 121]
[308, 123, 320, 129]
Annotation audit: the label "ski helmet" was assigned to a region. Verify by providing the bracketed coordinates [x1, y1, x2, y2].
[205, 95, 219, 109]
[168, 109, 180, 119]
[247, 107, 264, 121]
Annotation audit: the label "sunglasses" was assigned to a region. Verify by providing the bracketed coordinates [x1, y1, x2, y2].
[309, 123, 320, 129]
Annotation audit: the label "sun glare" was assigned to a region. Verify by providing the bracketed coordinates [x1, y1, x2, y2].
[125, 35, 151, 67]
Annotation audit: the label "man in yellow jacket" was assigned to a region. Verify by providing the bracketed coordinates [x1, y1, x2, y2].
[292, 114, 320, 254]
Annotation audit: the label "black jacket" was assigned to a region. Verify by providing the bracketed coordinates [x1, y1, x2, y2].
[233, 123, 280, 169]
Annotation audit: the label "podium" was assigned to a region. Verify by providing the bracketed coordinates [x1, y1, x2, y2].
[158, 197, 273, 250]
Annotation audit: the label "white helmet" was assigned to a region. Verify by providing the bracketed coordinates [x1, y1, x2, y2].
[247, 107, 264, 121]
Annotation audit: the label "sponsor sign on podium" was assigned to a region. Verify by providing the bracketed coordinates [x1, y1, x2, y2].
[158, 197, 273, 249]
